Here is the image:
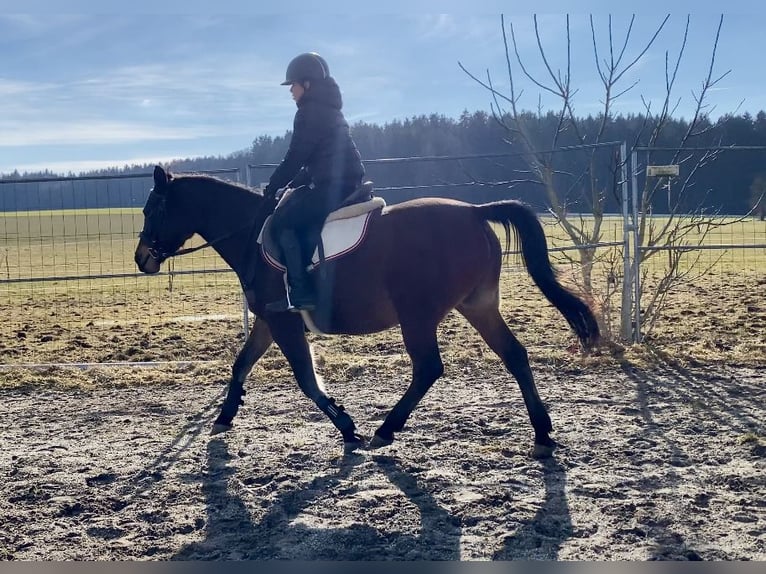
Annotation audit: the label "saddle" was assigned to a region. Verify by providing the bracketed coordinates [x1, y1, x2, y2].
[258, 181, 385, 271]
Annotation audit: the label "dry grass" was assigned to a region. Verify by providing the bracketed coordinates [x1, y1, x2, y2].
[1, 264, 763, 394]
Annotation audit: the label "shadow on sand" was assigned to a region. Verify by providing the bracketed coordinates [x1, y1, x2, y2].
[492, 456, 571, 560]
[171, 440, 464, 560]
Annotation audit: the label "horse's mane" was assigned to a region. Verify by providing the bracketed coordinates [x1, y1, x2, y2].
[172, 172, 265, 198]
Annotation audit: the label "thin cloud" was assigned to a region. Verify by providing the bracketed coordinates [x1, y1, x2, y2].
[417, 15, 459, 39]
[0, 55, 290, 150]
[0, 120, 229, 147]
[412, 14, 498, 42]
[1, 155, 196, 177]
[0, 78, 54, 96]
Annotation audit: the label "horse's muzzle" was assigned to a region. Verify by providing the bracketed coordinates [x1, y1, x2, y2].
[134, 244, 161, 274]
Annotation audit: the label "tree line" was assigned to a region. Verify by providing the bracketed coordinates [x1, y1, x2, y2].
[2, 109, 766, 215]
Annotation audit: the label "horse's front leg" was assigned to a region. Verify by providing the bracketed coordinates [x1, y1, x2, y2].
[370, 320, 444, 449]
[211, 317, 273, 435]
[269, 314, 366, 454]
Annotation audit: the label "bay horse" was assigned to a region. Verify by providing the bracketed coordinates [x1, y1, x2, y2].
[134, 165, 599, 458]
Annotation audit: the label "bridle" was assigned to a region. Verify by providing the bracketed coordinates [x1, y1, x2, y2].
[138, 188, 268, 264]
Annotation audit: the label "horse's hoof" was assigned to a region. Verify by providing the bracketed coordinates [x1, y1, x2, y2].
[210, 423, 232, 436]
[531, 441, 555, 459]
[368, 434, 393, 450]
[343, 435, 366, 454]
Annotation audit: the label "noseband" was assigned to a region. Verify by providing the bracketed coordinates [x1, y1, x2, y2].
[138, 230, 181, 264]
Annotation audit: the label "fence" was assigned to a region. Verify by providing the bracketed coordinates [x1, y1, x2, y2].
[629, 146, 766, 342]
[1, 145, 763, 366]
[0, 169, 247, 367]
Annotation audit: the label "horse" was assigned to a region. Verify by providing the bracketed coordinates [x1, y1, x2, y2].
[134, 165, 599, 458]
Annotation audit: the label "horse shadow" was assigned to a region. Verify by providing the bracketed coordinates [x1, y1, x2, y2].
[115, 385, 226, 501]
[491, 456, 572, 560]
[171, 441, 462, 560]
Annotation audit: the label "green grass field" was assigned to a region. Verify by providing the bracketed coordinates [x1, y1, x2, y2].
[0, 208, 229, 280]
[2, 207, 763, 295]
[2, 209, 762, 276]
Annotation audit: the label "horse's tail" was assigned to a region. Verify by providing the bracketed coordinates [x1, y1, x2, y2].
[475, 200, 600, 348]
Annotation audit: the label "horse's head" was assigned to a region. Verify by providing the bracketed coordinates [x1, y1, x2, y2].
[134, 165, 195, 274]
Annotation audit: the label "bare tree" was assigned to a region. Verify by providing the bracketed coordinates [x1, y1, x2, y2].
[460, 14, 737, 341]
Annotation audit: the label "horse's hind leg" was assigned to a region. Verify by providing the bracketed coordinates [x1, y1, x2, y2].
[370, 320, 444, 449]
[457, 300, 555, 458]
[212, 317, 273, 434]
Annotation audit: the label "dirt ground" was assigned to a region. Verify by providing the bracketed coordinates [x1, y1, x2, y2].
[0, 270, 764, 561]
[1, 345, 764, 560]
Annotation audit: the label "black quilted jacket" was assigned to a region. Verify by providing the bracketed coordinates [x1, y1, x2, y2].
[267, 77, 364, 193]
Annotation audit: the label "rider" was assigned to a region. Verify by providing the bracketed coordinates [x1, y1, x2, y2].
[263, 52, 365, 313]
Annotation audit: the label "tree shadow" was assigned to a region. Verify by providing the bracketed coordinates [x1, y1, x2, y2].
[171, 442, 464, 560]
[491, 456, 572, 560]
[614, 348, 762, 560]
[619, 344, 763, 477]
[625, 344, 763, 434]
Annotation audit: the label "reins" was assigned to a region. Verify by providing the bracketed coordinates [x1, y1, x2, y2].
[142, 220, 255, 263]
[172, 230, 240, 257]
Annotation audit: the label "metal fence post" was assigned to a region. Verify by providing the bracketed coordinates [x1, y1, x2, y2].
[620, 142, 634, 341]
[631, 150, 641, 343]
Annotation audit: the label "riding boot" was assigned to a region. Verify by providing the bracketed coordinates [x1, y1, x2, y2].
[265, 230, 316, 313]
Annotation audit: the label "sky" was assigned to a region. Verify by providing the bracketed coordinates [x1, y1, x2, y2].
[2, 3, 766, 176]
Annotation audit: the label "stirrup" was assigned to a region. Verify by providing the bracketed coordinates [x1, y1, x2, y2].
[288, 295, 316, 312]
[264, 294, 316, 313]
[265, 297, 292, 313]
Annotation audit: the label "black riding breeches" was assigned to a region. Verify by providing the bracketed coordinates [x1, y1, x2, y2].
[269, 184, 354, 239]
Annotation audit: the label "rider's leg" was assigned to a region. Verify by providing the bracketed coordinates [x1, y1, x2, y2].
[266, 187, 331, 312]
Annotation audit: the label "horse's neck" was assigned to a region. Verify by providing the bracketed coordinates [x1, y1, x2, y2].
[189, 182, 263, 279]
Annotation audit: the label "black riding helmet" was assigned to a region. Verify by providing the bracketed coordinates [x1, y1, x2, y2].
[281, 52, 330, 85]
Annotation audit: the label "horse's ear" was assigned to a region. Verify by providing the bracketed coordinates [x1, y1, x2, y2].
[153, 165, 170, 191]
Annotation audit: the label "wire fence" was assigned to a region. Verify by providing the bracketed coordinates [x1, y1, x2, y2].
[0, 169, 246, 367]
[629, 147, 766, 341]
[1, 146, 764, 366]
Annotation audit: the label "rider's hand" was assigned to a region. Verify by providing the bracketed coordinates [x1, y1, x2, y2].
[263, 184, 277, 202]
